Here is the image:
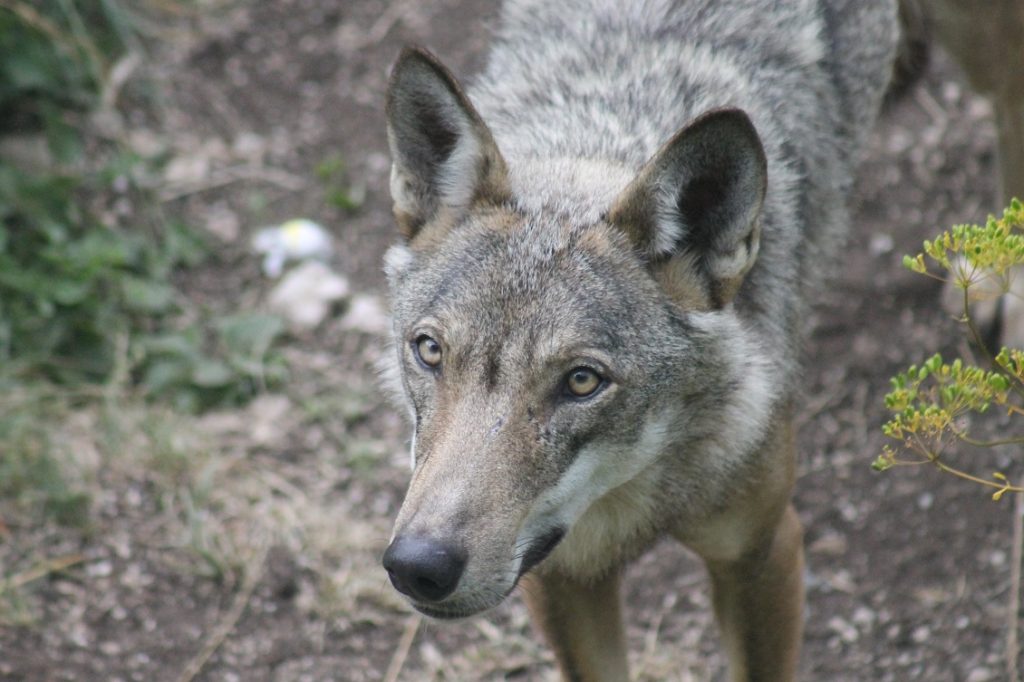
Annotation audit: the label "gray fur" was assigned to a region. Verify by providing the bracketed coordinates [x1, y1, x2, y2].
[380, 0, 899, 674]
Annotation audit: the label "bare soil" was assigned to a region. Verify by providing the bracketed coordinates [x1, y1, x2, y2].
[2, 1, 1022, 680]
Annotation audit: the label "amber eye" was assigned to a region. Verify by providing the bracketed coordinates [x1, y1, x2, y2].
[414, 335, 443, 369]
[565, 367, 603, 398]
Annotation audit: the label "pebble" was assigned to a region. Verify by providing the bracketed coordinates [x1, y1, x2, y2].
[869, 233, 894, 255]
[828, 616, 859, 644]
[87, 560, 113, 578]
[339, 294, 390, 336]
[267, 261, 350, 330]
[966, 668, 996, 682]
[100, 641, 122, 657]
[852, 606, 876, 627]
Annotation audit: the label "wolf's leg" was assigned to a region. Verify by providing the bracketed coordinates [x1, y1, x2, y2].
[993, 91, 1024, 207]
[675, 410, 802, 682]
[703, 504, 804, 682]
[520, 568, 629, 682]
[925, 0, 1024, 206]
[922, 0, 1024, 345]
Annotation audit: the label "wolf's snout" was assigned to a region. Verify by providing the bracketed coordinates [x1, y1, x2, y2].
[382, 536, 467, 602]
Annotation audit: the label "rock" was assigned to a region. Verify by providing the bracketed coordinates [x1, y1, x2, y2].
[86, 560, 114, 578]
[205, 201, 240, 242]
[232, 131, 267, 163]
[869, 233, 894, 255]
[267, 261, 350, 330]
[164, 152, 210, 186]
[827, 616, 859, 644]
[247, 394, 296, 449]
[340, 294, 391, 336]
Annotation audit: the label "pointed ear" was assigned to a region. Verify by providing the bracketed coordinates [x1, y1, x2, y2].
[608, 109, 767, 308]
[385, 47, 510, 240]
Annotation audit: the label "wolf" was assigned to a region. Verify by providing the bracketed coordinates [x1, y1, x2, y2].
[378, 0, 898, 679]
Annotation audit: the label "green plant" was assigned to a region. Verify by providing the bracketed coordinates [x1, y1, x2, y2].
[137, 312, 287, 412]
[315, 153, 365, 212]
[0, 0, 289, 560]
[879, 199, 1024, 682]
[876, 199, 1024, 498]
[0, 1, 287, 407]
[0, 387, 90, 526]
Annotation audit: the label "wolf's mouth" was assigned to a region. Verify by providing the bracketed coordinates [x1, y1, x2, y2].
[410, 602, 474, 620]
[517, 527, 566, 580]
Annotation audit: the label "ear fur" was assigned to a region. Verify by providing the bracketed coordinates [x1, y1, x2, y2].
[609, 108, 767, 307]
[385, 46, 509, 240]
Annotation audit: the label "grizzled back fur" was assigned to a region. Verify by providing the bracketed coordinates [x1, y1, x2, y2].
[467, 0, 898, 387]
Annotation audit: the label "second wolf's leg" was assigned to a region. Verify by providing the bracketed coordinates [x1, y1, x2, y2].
[923, 0, 1024, 205]
[922, 0, 1024, 344]
[520, 568, 629, 682]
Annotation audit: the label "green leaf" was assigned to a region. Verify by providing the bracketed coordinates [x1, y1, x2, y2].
[41, 103, 83, 164]
[988, 374, 1011, 391]
[190, 359, 235, 388]
[120, 276, 175, 313]
[138, 332, 201, 359]
[50, 278, 92, 305]
[64, 228, 137, 271]
[141, 357, 192, 395]
[217, 313, 284, 362]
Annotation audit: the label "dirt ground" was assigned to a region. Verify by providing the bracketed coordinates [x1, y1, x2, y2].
[2, 0, 1023, 680]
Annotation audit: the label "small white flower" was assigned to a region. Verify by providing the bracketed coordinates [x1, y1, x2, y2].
[253, 219, 333, 277]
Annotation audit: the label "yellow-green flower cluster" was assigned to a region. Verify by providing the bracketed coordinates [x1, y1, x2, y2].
[903, 199, 1024, 289]
[882, 354, 1010, 443]
[880, 200, 1024, 498]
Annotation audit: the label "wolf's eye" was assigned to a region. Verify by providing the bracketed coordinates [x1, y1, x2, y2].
[414, 335, 442, 369]
[565, 367, 603, 398]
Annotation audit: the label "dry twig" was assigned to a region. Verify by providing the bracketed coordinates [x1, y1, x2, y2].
[174, 542, 268, 682]
[159, 165, 306, 202]
[383, 613, 422, 682]
[2, 554, 85, 593]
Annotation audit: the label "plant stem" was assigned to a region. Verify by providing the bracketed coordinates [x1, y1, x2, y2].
[1008, 492, 1022, 682]
[923, 449, 1024, 493]
[956, 434, 1024, 448]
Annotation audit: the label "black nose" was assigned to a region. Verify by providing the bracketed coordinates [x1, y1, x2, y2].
[382, 536, 467, 603]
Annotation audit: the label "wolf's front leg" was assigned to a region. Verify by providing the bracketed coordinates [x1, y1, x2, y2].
[704, 504, 804, 682]
[520, 567, 629, 682]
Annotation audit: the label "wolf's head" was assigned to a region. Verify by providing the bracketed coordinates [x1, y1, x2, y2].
[379, 47, 774, 618]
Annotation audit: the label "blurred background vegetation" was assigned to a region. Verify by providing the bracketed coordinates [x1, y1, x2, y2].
[0, 0, 285, 527]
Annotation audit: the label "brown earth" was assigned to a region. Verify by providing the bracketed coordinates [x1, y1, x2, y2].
[1, 0, 1022, 680]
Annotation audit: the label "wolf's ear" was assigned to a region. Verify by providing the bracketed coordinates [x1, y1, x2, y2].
[385, 47, 509, 240]
[609, 108, 767, 308]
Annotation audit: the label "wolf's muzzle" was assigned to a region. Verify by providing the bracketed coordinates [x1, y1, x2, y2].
[383, 536, 467, 603]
